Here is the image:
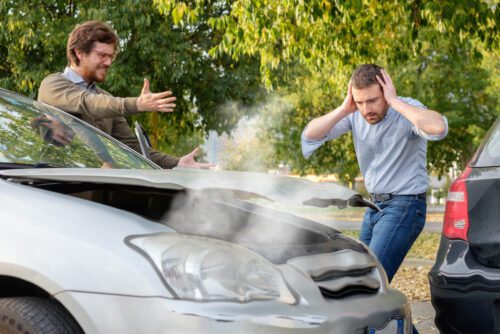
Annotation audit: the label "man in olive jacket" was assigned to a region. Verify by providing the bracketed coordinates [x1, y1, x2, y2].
[38, 20, 210, 169]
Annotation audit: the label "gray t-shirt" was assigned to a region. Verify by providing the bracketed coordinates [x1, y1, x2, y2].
[301, 97, 448, 194]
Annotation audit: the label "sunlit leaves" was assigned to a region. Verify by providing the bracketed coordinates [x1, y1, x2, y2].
[156, 0, 498, 180]
[156, 0, 497, 88]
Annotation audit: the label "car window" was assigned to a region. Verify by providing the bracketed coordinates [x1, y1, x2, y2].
[0, 90, 157, 169]
[472, 118, 500, 167]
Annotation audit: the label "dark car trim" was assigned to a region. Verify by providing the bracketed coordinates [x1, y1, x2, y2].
[430, 238, 500, 333]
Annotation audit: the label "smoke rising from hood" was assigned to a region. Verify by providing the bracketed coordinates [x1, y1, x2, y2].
[158, 169, 365, 263]
[165, 94, 368, 262]
[204, 95, 294, 172]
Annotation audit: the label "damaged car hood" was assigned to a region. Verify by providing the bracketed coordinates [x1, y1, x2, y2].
[0, 167, 378, 210]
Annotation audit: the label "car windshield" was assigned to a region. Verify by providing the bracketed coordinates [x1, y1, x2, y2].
[472, 118, 500, 168]
[0, 89, 157, 169]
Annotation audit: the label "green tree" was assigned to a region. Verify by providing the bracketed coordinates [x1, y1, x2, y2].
[157, 0, 498, 182]
[156, 0, 497, 85]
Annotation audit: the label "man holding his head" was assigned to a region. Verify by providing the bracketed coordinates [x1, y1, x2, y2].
[302, 64, 448, 284]
[38, 20, 211, 169]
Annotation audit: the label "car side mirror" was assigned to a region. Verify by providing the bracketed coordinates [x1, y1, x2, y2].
[134, 121, 152, 159]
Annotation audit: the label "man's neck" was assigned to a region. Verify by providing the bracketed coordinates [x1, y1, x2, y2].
[69, 65, 91, 85]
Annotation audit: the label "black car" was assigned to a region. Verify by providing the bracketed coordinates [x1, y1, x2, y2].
[429, 117, 500, 333]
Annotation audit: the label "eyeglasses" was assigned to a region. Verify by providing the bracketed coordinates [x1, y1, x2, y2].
[91, 49, 117, 62]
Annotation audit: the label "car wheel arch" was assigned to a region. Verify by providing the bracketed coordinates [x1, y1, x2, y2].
[0, 275, 50, 299]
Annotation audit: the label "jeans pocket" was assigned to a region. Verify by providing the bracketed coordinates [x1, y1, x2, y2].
[412, 206, 426, 238]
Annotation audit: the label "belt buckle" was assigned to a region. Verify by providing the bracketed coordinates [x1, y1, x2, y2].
[380, 194, 392, 201]
[371, 193, 391, 202]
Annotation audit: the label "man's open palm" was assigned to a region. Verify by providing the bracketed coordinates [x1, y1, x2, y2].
[136, 78, 177, 113]
[177, 147, 214, 169]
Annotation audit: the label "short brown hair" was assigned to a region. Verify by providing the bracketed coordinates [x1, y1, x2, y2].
[67, 21, 118, 66]
[351, 64, 384, 89]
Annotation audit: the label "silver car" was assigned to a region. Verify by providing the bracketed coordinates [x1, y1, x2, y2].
[0, 88, 411, 333]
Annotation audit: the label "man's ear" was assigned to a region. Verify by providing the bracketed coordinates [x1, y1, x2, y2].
[74, 49, 85, 62]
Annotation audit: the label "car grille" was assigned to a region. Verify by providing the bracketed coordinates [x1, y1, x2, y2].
[287, 249, 380, 298]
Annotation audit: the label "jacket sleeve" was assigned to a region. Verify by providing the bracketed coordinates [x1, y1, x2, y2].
[111, 116, 179, 169]
[38, 74, 138, 120]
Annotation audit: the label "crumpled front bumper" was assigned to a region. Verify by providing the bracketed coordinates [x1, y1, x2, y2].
[55, 288, 410, 334]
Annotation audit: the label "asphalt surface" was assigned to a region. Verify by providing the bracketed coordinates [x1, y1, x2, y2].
[412, 302, 438, 333]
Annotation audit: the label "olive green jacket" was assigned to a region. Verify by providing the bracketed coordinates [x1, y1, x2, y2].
[38, 73, 179, 169]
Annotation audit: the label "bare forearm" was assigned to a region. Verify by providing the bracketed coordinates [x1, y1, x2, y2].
[389, 99, 446, 136]
[304, 107, 350, 140]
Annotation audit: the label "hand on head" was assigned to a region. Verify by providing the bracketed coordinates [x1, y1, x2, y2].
[136, 78, 177, 113]
[340, 80, 357, 115]
[376, 69, 398, 105]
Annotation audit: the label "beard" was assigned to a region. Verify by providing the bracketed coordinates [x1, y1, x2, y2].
[363, 104, 389, 125]
[365, 113, 383, 124]
[80, 64, 109, 83]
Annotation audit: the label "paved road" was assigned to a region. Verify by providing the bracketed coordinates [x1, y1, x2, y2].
[412, 302, 438, 333]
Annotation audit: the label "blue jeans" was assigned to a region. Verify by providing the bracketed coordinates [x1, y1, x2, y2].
[360, 195, 427, 283]
[360, 195, 426, 334]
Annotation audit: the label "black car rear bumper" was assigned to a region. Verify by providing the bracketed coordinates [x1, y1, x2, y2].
[429, 238, 500, 333]
[430, 285, 500, 334]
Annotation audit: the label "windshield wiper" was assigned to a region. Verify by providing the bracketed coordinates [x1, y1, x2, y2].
[33, 162, 64, 168]
[0, 162, 65, 170]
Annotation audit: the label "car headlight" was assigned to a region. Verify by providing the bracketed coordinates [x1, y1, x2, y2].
[127, 233, 296, 304]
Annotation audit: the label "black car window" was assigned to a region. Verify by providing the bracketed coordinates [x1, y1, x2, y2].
[472, 118, 500, 167]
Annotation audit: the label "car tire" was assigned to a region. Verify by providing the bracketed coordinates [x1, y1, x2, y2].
[0, 297, 83, 334]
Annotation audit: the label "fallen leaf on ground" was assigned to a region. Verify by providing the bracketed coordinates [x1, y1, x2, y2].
[392, 265, 432, 301]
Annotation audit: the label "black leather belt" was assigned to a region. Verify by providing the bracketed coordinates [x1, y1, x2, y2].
[369, 193, 426, 202]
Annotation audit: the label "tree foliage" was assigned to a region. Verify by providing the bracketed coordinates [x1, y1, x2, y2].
[158, 0, 498, 181]
[0, 0, 498, 180]
[156, 0, 498, 85]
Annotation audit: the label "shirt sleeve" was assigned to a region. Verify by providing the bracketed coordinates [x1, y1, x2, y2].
[413, 115, 449, 141]
[404, 97, 449, 141]
[38, 74, 138, 121]
[301, 115, 352, 158]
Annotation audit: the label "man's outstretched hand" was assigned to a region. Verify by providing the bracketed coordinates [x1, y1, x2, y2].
[177, 147, 214, 169]
[136, 78, 177, 113]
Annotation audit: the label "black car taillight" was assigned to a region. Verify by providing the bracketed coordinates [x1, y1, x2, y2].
[443, 166, 472, 241]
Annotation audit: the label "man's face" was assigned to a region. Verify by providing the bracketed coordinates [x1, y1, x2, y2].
[76, 42, 115, 83]
[352, 84, 388, 125]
